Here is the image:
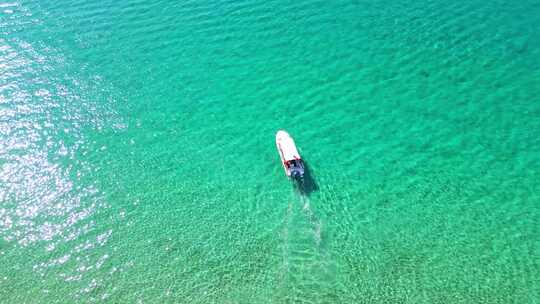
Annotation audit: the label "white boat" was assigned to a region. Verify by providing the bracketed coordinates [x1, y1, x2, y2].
[275, 130, 305, 179]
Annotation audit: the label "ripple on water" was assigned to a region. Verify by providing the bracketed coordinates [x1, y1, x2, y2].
[1, 0, 540, 303]
[1, 7, 125, 301]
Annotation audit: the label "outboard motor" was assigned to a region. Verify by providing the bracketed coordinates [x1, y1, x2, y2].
[291, 169, 302, 180]
[289, 160, 305, 181]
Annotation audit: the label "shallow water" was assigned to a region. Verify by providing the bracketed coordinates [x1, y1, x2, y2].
[1, 0, 539, 303]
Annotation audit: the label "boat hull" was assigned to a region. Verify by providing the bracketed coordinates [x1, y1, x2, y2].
[276, 130, 303, 177]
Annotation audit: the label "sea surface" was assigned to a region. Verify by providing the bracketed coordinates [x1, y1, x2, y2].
[1, 0, 539, 303]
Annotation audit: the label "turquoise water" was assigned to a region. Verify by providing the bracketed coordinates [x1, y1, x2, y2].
[1, 0, 539, 302]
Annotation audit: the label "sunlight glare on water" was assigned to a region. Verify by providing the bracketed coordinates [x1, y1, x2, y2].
[1, 0, 539, 303]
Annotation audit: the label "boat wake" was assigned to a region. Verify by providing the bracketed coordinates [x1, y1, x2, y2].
[299, 195, 322, 246]
[276, 187, 340, 303]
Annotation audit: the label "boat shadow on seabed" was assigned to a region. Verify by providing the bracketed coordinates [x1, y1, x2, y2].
[293, 160, 319, 197]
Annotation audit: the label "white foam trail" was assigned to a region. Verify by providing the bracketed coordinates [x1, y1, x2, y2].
[299, 195, 322, 246]
[279, 201, 293, 284]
